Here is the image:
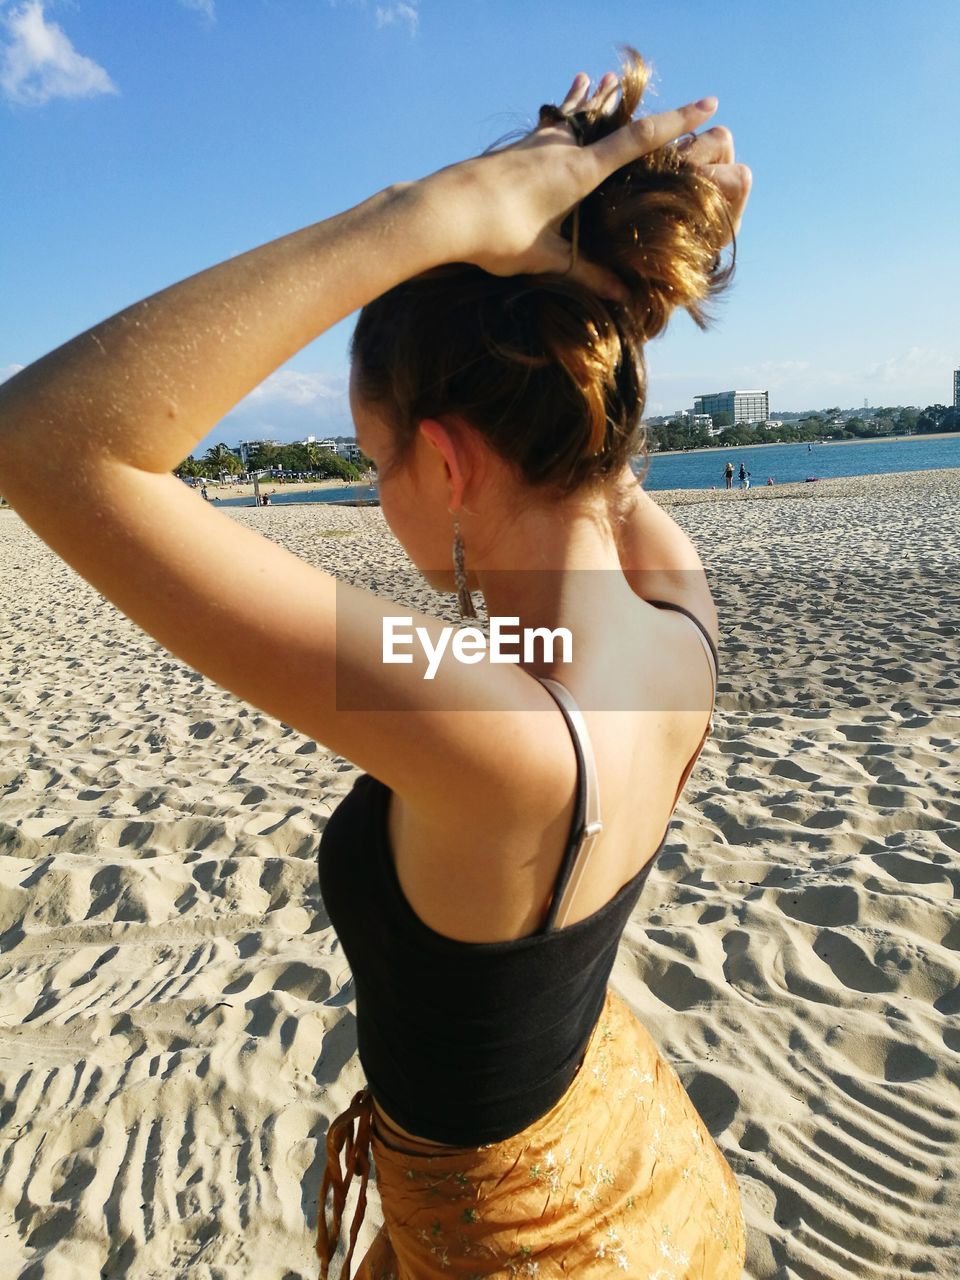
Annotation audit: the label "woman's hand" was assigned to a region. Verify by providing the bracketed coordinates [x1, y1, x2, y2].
[675, 121, 752, 245]
[418, 73, 724, 298]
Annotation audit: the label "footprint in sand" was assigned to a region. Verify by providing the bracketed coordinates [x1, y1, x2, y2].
[645, 959, 717, 1011]
[778, 884, 859, 927]
[812, 929, 897, 994]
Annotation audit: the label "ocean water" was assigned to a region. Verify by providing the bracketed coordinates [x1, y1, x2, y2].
[207, 435, 960, 506]
[640, 434, 960, 492]
[214, 482, 379, 508]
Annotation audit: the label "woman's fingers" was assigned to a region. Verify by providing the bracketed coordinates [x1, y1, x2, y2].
[593, 73, 620, 117]
[676, 124, 735, 166]
[537, 229, 627, 301]
[568, 254, 628, 302]
[558, 71, 619, 121]
[590, 98, 718, 180]
[560, 73, 591, 114]
[699, 162, 753, 235]
[700, 162, 751, 196]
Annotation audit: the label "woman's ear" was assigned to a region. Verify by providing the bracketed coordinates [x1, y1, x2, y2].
[418, 418, 468, 511]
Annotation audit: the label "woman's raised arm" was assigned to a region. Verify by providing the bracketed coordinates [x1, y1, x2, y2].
[0, 91, 718, 477]
[0, 80, 727, 809]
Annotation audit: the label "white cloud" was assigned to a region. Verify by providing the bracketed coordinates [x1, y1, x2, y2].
[864, 345, 951, 387]
[178, 0, 215, 24]
[0, 0, 117, 107]
[0, 362, 25, 383]
[375, 2, 419, 34]
[328, 0, 420, 35]
[218, 368, 353, 441]
[243, 369, 348, 408]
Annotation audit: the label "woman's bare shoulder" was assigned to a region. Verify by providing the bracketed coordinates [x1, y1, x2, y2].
[386, 604, 713, 943]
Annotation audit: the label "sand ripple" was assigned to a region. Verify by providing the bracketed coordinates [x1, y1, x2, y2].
[1, 471, 959, 1277]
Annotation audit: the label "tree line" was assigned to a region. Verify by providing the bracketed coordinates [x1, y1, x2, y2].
[173, 439, 374, 482]
[647, 404, 957, 453]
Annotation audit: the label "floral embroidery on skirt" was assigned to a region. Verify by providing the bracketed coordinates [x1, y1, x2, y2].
[317, 986, 745, 1279]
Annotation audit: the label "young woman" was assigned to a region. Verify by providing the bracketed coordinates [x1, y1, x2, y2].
[0, 48, 751, 1280]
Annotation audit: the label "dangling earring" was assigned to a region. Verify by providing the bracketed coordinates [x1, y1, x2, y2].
[451, 513, 477, 619]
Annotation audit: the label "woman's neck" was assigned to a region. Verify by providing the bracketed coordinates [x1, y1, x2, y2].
[468, 488, 637, 647]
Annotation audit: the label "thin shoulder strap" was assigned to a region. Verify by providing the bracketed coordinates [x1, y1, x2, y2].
[537, 677, 603, 933]
[646, 598, 719, 695]
[646, 600, 719, 806]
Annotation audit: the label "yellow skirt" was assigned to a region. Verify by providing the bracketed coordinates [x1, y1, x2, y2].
[317, 987, 745, 1279]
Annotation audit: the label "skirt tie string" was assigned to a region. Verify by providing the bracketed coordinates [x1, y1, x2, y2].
[316, 1087, 374, 1280]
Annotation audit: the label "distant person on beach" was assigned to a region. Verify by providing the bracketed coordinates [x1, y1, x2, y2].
[200, 483, 209, 501]
[0, 50, 749, 1278]
[724, 459, 734, 488]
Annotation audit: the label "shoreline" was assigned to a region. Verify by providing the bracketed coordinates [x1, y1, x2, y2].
[652, 463, 960, 506]
[186, 476, 372, 498]
[649, 429, 960, 460]
[5, 465, 960, 516]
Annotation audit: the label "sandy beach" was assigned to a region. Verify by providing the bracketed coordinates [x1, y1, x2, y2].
[1, 467, 958, 1278]
[184, 476, 372, 500]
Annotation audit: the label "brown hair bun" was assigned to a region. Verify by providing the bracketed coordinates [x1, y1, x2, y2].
[351, 47, 735, 496]
[562, 45, 735, 342]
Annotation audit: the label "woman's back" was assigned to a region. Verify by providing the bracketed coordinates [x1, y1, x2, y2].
[316, 599, 743, 1280]
[383, 597, 718, 945]
[317, 597, 719, 1149]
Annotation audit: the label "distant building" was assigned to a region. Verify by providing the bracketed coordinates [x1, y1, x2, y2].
[694, 390, 769, 425]
[954, 369, 959, 409]
[315, 439, 364, 463]
[237, 438, 281, 466]
[677, 410, 717, 434]
[235, 436, 364, 467]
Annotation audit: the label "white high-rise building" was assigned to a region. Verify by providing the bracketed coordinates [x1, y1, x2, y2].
[694, 390, 770, 424]
[953, 369, 959, 409]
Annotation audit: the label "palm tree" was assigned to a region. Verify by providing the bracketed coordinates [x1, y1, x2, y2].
[174, 456, 205, 479]
[203, 443, 242, 481]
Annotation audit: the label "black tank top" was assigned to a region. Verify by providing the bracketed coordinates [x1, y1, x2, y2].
[316, 601, 719, 1146]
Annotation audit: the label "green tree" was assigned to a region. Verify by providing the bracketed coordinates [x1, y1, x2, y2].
[174, 455, 205, 479]
[718, 425, 754, 445]
[247, 442, 281, 471]
[204, 442, 242, 477]
[313, 452, 363, 480]
[916, 405, 951, 433]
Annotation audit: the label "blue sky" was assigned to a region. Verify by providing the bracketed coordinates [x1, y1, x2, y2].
[2, 0, 958, 456]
